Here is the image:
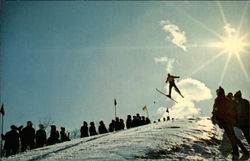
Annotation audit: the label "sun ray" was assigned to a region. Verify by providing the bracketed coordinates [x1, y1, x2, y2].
[241, 31, 249, 41]
[216, 1, 228, 25]
[218, 53, 232, 86]
[186, 44, 215, 48]
[170, 3, 223, 40]
[190, 50, 226, 76]
[235, 53, 250, 83]
[237, 1, 250, 33]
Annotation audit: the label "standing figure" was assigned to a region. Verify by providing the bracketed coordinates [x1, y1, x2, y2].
[120, 119, 125, 130]
[35, 124, 47, 148]
[98, 121, 108, 134]
[89, 122, 98, 136]
[80, 121, 89, 138]
[60, 127, 70, 142]
[47, 125, 60, 145]
[165, 73, 184, 98]
[20, 121, 36, 152]
[2, 125, 20, 157]
[109, 120, 115, 132]
[234, 91, 249, 144]
[126, 115, 132, 129]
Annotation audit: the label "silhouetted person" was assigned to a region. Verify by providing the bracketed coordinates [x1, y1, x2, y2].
[89, 122, 97, 136]
[234, 91, 250, 144]
[60, 127, 70, 142]
[47, 125, 60, 145]
[141, 116, 146, 125]
[137, 113, 143, 126]
[20, 121, 35, 152]
[167, 116, 170, 121]
[126, 115, 132, 129]
[2, 125, 20, 157]
[131, 115, 139, 127]
[35, 124, 47, 148]
[165, 73, 184, 98]
[115, 117, 122, 131]
[120, 119, 125, 130]
[145, 117, 151, 124]
[80, 121, 89, 138]
[98, 121, 108, 134]
[163, 118, 166, 122]
[109, 120, 115, 132]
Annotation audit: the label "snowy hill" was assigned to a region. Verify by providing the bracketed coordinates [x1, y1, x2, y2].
[2, 117, 249, 161]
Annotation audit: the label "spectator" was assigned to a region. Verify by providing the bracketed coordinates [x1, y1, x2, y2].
[2, 125, 20, 157]
[115, 117, 122, 131]
[80, 121, 89, 138]
[109, 120, 115, 132]
[126, 115, 132, 129]
[20, 121, 35, 151]
[141, 116, 146, 125]
[120, 119, 125, 130]
[89, 122, 97, 136]
[47, 125, 60, 145]
[98, 121, 108, 134]
[60, 127, 70, 142]
[145, 117, 151, 124]
[35, 124, 47, 148]
[167, 116, 170, 121]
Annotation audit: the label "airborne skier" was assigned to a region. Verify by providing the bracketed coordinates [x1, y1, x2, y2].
[165, 73, 184, 98]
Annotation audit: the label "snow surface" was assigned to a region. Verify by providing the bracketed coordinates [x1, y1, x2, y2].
[2, 117, 249, 161]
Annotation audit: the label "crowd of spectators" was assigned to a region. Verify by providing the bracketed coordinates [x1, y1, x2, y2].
[1, 113, 151, 157]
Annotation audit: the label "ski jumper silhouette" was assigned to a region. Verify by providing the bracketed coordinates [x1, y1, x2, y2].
[165, 73, 184, 98]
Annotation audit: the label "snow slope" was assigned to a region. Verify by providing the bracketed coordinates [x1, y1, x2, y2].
[2, 117, 249, 161]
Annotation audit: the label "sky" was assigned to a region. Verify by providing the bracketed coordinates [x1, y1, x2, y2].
[1, 1, 249, 132]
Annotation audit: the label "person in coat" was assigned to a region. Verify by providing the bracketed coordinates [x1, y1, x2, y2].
[35, 124, 47, 148]
[89, 122, 97, 136]
[60, 127, 70, 142]
[19, 121, 35, 152]
[98, 121, 108, 134]
[47, 125, 60, 145]
[80, 121, 89, 138]
[2, 125, 20, 157]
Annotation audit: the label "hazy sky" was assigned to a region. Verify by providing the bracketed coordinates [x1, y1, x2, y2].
[1, 1, 249, 131]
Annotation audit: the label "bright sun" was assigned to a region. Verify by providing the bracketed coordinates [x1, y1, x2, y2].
[210, 24, 249, 55]
[216, 34, 247, 54]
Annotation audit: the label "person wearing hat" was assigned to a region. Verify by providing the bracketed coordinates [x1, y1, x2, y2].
[2, 125, 20, 157]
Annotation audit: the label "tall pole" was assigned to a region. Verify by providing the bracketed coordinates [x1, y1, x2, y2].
[0, 114, 3, 157]
[115, 104, 117, 119]
[0, 104, 5, 158]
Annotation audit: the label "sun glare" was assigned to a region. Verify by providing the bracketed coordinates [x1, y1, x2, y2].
[189, 2, 249, 83]
[214, 34, 248, 54]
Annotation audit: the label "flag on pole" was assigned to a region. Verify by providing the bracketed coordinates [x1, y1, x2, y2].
[114, 99, 117, 106]
[0, 104, 4, 116]
[142, 105, 148, 111]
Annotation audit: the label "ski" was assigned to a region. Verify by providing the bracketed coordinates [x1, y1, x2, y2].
[156, 88, 178, 103]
